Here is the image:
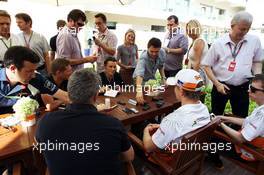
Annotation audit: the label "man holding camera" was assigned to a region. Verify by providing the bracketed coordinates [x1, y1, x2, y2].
[93, 13, 117, 73]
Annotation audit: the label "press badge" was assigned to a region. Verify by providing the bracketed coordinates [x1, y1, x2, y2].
[228, 61, 236, 72]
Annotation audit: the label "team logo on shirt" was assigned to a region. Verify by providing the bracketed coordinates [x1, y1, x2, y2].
[44, 80, 56, 91]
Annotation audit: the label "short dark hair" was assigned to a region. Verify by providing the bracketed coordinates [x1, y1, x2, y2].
[147, 38, 161, 48]
[4, 46, 40, 70]
[15, 13, 32, 26]
[94, 13, 107, 23]
[0, 10, 10, 19]
[104, 57, 117, 66]
[51, 58, 70, 75]
[181, 81, 204, 100]
[252, 74, 264, 89]
[67, 9, 86, 22]
[56, 19, 66, 29]
[167, 15, 178, 24]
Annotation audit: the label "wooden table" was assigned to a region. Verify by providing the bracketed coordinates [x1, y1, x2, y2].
[0, 114, 38, 174]
[0, 86, 180, 174]
[97, 86, 180, 125]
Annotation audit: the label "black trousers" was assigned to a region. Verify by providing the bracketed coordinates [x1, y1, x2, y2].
[164, 69, 181, 78]
[211, 81, 249, 118]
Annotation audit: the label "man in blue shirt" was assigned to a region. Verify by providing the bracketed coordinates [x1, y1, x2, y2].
[0, 46, 69, 114]
[133, 38, 166, 104]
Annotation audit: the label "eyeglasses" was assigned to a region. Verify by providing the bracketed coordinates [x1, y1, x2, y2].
[77, 22, 84, 27]
[248, 84, 264, 93]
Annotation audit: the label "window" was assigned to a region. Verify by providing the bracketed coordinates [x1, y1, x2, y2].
[107, 22, 117, 30]
[151, 25, 165, 32]
[201, 6, 206, 15]
[219, 9, 225, 15]
[200, 4, 213, 17]
[183, 0, 190, 7]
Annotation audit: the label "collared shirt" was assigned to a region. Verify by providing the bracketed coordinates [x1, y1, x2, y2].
[164, 31, 188, 71]
[132, 49, 165, 82]
[0, 68, 58, 113]
[93, 28, 118, 73]
[18, 31, 50, 66]
[0, 34, 23, 61]
[241, 104, 264, 141]
[152, 102, 210, 149]
[201, 34, 263, 86]
[56, 27, 83, 71]
[47, 75, 68, 91]
[99, 72, 123, 87]
[36, 103, 131, 175]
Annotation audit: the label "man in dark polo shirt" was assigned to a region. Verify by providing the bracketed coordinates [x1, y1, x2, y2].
[0, 46, 69, 114]
[41, 58, 72, 110]
[48, 58, 72, 90]
[36, 69, 134, 175]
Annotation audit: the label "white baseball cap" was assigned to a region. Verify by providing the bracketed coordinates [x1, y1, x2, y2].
[166, 69, 204, 92]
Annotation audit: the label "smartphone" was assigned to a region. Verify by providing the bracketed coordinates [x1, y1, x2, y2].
[123, 108, 133, 114]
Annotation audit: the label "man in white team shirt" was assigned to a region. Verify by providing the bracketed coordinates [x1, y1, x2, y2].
[143, 69, 210, 152]
[217, 74, 264, 161]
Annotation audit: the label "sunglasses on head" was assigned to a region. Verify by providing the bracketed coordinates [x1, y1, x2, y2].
[248, 84, 264, 93]
[77, 22, 84, 27]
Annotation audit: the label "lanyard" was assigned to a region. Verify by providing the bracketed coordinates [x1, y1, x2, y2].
[23, 31, 33, 48]
[0, 38, 11, 49]
[228, 42, 244, 61]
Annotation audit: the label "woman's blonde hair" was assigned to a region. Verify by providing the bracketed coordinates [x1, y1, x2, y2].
[124, 29, 136, 45]
[186, 19, 202, 37]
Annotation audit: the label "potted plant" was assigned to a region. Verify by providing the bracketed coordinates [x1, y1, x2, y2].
[144, 79, 161, 96]
[13, 97, 39, 127]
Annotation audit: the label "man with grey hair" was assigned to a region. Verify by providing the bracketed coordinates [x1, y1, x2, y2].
[0, 10, 22, 65]
[36, 69, 134, 175]
[201, 11, 263, 169]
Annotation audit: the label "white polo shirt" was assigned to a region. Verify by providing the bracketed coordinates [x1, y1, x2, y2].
[152, 102, 210, 149]
[201, 34, 263, 86]
[241, 104, 264, 141]
[0, 34, 23, 61]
